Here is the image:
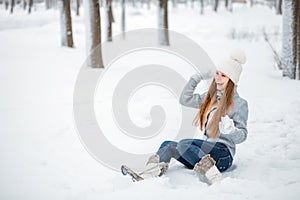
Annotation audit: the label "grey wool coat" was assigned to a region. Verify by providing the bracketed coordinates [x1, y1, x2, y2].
[179, 77, 249, 158]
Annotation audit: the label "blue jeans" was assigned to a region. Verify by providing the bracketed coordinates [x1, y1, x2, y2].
[156, 139, 233, 172]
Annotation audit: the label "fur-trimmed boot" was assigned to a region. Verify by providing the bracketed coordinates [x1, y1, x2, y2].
[140, 154, 169, 179]
[193, 154, 223, 185]
[121, 154, 168, 181]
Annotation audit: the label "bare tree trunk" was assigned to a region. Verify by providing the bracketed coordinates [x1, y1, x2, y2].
[200, 0, 204, 15]
[23, 0, 26, 10]
[213, 0, 219, 12]
[228, 0, 232, 12]
[28, 0, 33, 14]
[158, 0, 169, 46]
[276, 0, 282, 15]
[46, 0, 57, 9]
[5, 0, 9, 10]
[163, 0, 169, 45]
[45, 0, 51, 9]
[225, 0, 228, 8]
[106, 0, 114, 42]
[121, 0, 126, 39]
[76, 0, 80, 16]
[85, 0, 104, 68]
[10, 0, 14, 14]
[59, 0, 74, 47]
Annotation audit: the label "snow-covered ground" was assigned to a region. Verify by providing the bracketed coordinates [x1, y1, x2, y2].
[1, 2, 300, 200]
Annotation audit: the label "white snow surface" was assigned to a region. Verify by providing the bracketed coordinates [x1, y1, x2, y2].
[0, 2, 300, 200]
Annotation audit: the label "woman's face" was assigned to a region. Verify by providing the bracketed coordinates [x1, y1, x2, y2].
[214, 71, 230, 90]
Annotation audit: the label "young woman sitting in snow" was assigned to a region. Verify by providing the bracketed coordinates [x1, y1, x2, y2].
[122, 49, 249, 184]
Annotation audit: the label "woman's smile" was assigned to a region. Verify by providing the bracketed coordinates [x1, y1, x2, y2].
[215, 71, 229, 90]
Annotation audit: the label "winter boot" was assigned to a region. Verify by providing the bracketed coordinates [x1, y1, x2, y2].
[121, 165, 144, 182]
[193, 154, 223, 185]
[140, 154, 169, 179]
[121, 154, 168, 182]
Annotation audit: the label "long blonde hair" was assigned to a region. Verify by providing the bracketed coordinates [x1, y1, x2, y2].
[193, 79, 235, 138]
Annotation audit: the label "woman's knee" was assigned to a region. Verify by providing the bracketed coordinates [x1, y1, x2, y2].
[159, 140, 177, 149]
[176, 139, 193, 154]
[177, 138, 193, 146]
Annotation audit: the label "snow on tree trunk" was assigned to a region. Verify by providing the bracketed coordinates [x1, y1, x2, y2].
[158, 0, 169, 46]
[84, 0, 104, 68]
[293, 0, 300, 79]
[282, 0, 293, 77]
[121, 0, 126, 39]
[59, 0, 74, 48]
[282, 0, 300, 79]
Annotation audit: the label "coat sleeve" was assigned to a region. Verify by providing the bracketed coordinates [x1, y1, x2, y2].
[179, 78, 206, 109]
[221, 100, 249, 144]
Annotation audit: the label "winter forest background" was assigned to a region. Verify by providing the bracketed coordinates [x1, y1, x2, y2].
[1, 0, 300, 199]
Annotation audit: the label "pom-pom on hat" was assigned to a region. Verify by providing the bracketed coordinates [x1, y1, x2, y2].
[217, 49, 247, 85]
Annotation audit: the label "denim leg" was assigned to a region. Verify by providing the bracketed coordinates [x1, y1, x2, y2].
[176, 139, 233, 172]
[156, 141, 195, 168]
[206, 143, 233, 172]
[176, 139, 206, 167]
[156, 141, 179, 163]
[157, 139, 233, 172]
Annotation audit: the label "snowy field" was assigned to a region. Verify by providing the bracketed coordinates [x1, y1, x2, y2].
[1, 2, 300, 200]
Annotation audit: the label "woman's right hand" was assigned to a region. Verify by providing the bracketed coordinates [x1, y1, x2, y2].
[191, 69, 215, 82]
[190, 73, 203, 83]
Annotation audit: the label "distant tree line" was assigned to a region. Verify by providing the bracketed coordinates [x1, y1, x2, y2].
[0, 0, 284, 15]
[1, 0, 298, 80]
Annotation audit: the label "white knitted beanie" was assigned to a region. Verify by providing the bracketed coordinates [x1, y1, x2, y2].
[217, 49, 246, 85]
